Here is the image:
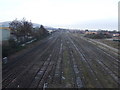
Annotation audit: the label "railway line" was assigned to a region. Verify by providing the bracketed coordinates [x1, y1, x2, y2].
[66, 34, 103, 88]
[2, 32, 60, 88]
[68, 32, 119, 87]
[2, 30, 119, 88]
[70, 34, 119, 77]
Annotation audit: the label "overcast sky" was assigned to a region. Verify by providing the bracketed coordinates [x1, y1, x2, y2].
[0, 0, 119, 30]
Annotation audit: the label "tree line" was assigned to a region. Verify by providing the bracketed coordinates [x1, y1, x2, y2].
[9, 18, 49, 45]
[2, 18, 49, 57]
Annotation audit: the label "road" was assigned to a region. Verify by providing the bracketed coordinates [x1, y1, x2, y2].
[2, 30, 119, 88]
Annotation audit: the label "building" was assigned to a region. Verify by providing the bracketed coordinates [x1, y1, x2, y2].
[113, 33, 120, 37]
[112, 33, 120, 41]
[0, 26, 11, 41]
[85, 31, 98, 34]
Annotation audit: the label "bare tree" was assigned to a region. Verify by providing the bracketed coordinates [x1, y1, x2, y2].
[9, 19, 22, 40]
[20, 18, 33, 36]
[9, 18, 33, 44]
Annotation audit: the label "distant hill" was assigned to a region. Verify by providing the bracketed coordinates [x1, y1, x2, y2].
[0, 21, 58, 30]
[0, 21, 41, 28]
[0, 21, 11, 27]
[32, 23, 41, 28]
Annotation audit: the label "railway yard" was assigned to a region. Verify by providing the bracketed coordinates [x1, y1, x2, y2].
[2, 30, 119, 88]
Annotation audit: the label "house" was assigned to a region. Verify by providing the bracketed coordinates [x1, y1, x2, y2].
[113, 33, 120, 37]
[112, 33, 120, 41]
[85, 31, 98, 34]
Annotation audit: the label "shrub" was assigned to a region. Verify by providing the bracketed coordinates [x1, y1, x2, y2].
[84, 34, 112, 39]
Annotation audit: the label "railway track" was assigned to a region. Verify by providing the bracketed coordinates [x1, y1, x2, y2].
[2, 30, 119, 88]
[2, 32, 60, 88]
[72, 33, 119, 65]
[70, 34, 119, 79]
[30, 37, 61, 88]
[44, 37, 63, 88]
[68, 32, 119, 87]
[66, 34, 103, 88]
[64, 36, 85, 88]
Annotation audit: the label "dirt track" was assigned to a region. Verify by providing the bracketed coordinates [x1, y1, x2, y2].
[2, 30, 119, 88]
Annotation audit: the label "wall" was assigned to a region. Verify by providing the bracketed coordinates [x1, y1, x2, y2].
[0, 29, 10, 41]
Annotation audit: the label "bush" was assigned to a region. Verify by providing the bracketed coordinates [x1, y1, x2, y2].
[2, 46, 11, 57]
[2, 38, 19, 57]
[84, 34, 112, 39]
[9, 38, 18, 48]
